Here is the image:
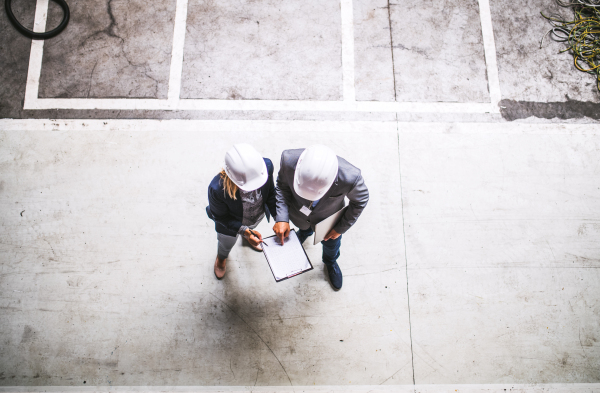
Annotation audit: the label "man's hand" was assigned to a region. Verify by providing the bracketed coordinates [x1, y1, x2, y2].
[324, 228, 341, 241]
[273, 222, 290, 245]
[244, 229, 262, 247]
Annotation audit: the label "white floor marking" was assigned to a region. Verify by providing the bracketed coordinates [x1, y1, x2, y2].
[340, 0, 356, 102]
[176, 100, 495, 113]
[24, 98, 498, 113]
[2, 119, 599, 134]
[478, 0, 502, 108]
[21, 0, 502, 114]
[0, 119, 397, 132]
[166, 0, 189, 106]
[23, 0, 48, 109]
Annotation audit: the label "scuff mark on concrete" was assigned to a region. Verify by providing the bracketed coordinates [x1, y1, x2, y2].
[20, 325, 36, 344]
[500, 99, 600, 121]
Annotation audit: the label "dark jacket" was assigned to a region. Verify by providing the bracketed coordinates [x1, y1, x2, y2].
[275, 149, 368, 233]
[206, 158, 277, 237]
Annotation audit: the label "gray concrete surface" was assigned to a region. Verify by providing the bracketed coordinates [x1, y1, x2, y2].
[181, 0, 342, 100]
[0, 119, 599, 387]
[0, 121, 412, 386]
[399, 124, 600, 383]
[389, 0, 490, 103]
[1, 0, 600, 388]
[353, 0, 491, 104]
[490, 0, 600, 104]
[1, 386, 600, 393]
[39, 0, 177, 98]
[0, 0, 35, 119]
[353, 0, 396, 102]
[490, 0, 600, 121]
[2, 0, 600, 120]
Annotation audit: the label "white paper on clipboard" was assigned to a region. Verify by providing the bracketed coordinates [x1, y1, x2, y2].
[262, 230, 313, 282]
[313, 205, 348, 245]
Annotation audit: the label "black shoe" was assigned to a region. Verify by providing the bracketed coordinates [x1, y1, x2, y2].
[325, 262, 342, 290]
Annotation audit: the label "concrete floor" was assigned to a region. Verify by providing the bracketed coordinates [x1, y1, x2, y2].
[0, 0, 599, 390]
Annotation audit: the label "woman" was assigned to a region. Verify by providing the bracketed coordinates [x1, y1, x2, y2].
[206, 144, 277, 279]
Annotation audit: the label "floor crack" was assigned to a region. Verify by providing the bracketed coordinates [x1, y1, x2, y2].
[106, 0, 120, 38]
[396, 114, 415, 387]
[387, 0, 397, 101]
[209, 292, 293, 386]
[87, 61, 98, 98]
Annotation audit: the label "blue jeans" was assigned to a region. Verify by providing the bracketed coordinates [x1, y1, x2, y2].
[297, 228, 341, 266]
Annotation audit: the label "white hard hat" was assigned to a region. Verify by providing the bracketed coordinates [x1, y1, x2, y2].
[224, 144, 268, 192]
[293, 145, 338, 201]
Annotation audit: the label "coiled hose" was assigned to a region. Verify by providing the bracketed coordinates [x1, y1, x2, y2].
[541, 0, 600, 92]
[5, 0, 69, 39]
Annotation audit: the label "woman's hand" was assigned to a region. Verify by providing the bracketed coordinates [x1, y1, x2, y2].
[244, 228, 263, 247]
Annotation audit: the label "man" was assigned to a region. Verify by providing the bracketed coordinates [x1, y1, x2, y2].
[273, 145, 369, 290]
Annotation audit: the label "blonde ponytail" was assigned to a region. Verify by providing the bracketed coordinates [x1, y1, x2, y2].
[219, 170, 238, 200]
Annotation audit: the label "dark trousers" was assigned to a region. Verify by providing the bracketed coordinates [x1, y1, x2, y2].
[297, 227, 342, 266]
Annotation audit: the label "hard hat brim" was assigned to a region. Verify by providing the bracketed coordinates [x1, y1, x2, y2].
[293, 179, 329, 201]
[236, 160, 268, 192]
[293, 146, 338, 201]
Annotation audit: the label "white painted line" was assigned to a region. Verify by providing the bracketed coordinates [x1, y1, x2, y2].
[478, 0, 502, 112]
[177, 99, 495, 113]
[0, 385, 600, 392]
[20, 0, 502, 114]
[340, 0, 356, 102]
[1, 119, 599, 134]
[167, 0, 189, 104]
[23, 0, 49, 109]
[0, 119, 398, 133]
[27, 98, 498, 113]
[25, 98, 170, 111]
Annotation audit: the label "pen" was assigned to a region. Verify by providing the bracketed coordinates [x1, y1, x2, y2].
[248, 229, 268, 246]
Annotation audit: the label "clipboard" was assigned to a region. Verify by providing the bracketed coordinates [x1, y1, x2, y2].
[313, 205, 348, 245]
[262, 229, 314, 282]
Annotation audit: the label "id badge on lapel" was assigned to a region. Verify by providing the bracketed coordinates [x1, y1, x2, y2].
[299, 205, 312, 216]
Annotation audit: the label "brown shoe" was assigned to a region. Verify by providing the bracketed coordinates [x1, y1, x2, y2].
[214, 257, 226, 280]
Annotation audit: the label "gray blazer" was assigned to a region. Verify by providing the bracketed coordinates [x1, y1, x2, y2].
[275, 149, 369, 234]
